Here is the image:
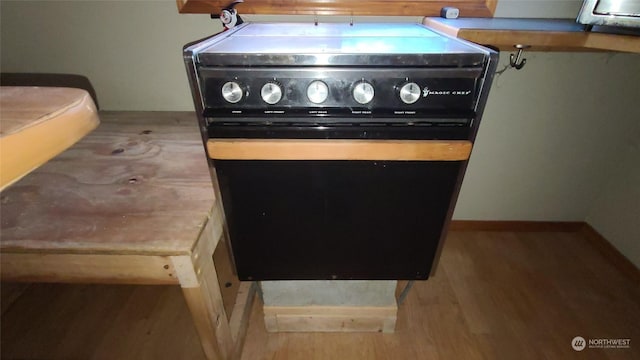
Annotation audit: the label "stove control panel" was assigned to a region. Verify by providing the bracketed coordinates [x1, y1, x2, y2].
[200, 68, 482, 118]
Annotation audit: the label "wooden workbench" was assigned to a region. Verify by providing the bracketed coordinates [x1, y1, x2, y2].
[0, 112, 255, 360]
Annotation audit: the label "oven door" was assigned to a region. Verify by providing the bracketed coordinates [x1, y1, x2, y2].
[207, 137, 471, 281]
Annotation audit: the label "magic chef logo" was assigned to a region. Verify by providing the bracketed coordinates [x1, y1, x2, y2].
[422, 87, 472, 98]
[572, 336, 631, 351]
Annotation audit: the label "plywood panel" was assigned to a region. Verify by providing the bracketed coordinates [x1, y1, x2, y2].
[0, 253, 178, 284]
[0, 112, 214, 255]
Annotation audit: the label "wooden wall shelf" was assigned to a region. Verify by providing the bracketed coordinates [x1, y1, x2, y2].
[423, 18, 640, 53]
[176, 0, 496, 17]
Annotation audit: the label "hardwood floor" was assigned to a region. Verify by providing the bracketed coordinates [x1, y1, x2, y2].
[2, 230, 639, 360]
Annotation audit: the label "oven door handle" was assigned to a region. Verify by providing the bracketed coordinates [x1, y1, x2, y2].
[207, 139, 472, 161]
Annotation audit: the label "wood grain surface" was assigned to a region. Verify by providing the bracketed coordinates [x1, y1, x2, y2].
[263, 305, 397, 333]
[2, 229, 638, 359]
[207, 139, 472, 161]
[0, 112, 213, 255]
[176, 0, 497, 17]
[0, 253, 179, 284]
[422, 17, 640, 53]
[0, 87, 100, 191]
[0, 87, 91, 136]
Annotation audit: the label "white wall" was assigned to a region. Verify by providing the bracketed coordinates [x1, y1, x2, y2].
[1, 1, 639, 266]
[1, 1, 213, 111]
[455, 52, 640, 222]
[586, 124, 640, 267]
[495, 0, 583, 18]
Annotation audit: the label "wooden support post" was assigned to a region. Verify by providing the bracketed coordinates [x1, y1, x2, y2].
[229, 282, 256, 359]
[172, 215, 233, 360]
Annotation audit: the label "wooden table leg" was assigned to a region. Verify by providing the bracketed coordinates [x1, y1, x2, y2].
[171, 214, 233, 360]
[176, 255, 233, 360]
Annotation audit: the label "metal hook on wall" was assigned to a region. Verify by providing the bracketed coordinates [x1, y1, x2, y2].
[509, 44, 531, 70]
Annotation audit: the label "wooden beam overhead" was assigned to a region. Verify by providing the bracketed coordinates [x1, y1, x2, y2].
[176, 0, 496, 17]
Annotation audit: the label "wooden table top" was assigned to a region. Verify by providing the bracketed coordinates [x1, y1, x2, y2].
[0, 112, 215, 256]
[0, 86, 100, 190]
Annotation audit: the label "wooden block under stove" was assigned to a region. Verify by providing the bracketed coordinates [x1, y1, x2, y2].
[261, 280, 398, 333]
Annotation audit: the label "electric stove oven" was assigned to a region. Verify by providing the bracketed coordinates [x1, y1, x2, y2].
[184, 22, 498, 281]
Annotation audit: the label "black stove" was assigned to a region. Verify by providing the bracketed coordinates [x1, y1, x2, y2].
[185, 22, 497, 280]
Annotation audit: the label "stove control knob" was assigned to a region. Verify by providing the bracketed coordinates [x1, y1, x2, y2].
[261, 81, 283, 105]
[221, 81, 244, 104]
[399, 82, 421, 104]
[353, 81, 375, 105]
[307, 80, 329, 104]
